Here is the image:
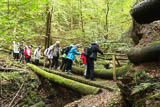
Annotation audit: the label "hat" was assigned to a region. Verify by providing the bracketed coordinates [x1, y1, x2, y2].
[75, 44, 81, 48]
[38, 46, 42, 49]
[56, 41, 60, 44]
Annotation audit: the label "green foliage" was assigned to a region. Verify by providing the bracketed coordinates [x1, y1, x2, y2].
[0, 0, 136, 51]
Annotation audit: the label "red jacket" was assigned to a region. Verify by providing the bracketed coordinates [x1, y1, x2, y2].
[24, 49, 32, 58]
[80, 52, 87, 64]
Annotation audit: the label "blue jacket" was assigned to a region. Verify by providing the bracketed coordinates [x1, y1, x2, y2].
[66, 45, 80, 61]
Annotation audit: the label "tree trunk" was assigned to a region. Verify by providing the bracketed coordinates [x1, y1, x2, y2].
[79, 0, 85, 33]
[131, 0, 160, 24]
[104, 0, 109, 39]
[43, 68, 113, 91]
[27, 64, 101, 95]
[128, 43, 160, 64]
[45, 5, 53, 49]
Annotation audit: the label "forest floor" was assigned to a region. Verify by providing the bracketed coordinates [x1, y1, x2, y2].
[0, 50, 120, 107]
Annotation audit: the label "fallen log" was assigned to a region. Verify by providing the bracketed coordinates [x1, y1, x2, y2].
[27, 64, 101, 95]
[127, 44, 160, 64]
[71, 64, 130, 79]
[35, 60, 129, 79]
[43, 68, 113, 91]
[0, 68, 23, 72]
[130, 0, 160, 24]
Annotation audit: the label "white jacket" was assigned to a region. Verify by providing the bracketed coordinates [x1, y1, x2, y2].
[13, 44, 19, 53]
[34, 48, 41, 59]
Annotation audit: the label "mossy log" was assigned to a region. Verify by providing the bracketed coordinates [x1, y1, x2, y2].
[71, 64, 129, 79]
[130, 0, 160, 24]
[33, 59, 129, 79]
[128, 44, 160, 64]
[43, 68, 113, 91]
[27, 64, 101, 95]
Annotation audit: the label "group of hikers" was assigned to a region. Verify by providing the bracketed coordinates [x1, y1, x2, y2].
[10, 40, 103, 80]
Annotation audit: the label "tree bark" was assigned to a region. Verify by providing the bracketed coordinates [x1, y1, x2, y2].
[131, 0, 160, 24]
[45, 3, 53, 49]
[104, 0, 109, 39]
[27, 64, 101, 95]
[128, 44, 160, 64]
[79, 0, 85, 33]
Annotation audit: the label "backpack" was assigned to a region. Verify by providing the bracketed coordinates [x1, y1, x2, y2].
[64, 46, 72, 55]
[84, 46, 93, 57]
[44, 48, 49, 56]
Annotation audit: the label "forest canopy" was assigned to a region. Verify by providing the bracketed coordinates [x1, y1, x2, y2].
[0, 0, 136, 49]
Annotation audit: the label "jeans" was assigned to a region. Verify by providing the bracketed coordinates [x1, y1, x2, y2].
[86, 58, 94, 80]
[35, 59, 39, 65]
[14, 53, 19, 60]
[25, 56, 31, 63]
[51, 56, 59, 70]
[65, 59, 73, 72]
[60, 58, 66, 71]
[84, 64, 87, 76]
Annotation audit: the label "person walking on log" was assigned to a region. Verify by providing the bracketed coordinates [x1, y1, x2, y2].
[24, 45, 32, 63]
[43, 48, 49, 68]
[19, 41, 25, 64]
[80, 49, 87, 76]
[49, 41, 61, 70]
[13, 42, 20, 61]
[84, 42, 103, 80]
[59, 46, 72, 72]
[65, 44, 80, 74]
[34, 46, 42, 65]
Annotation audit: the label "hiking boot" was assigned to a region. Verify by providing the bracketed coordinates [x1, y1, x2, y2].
[68, 72, 72, 75]
[90, 78, 96, 81]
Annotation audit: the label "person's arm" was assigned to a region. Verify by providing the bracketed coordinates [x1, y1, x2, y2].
[34, 49, 37, 56]
[96, 47, 103, 55]
[73, 49, 80, 55]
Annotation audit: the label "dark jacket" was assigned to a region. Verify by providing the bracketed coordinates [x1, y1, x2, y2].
[89, 43, 103, 60]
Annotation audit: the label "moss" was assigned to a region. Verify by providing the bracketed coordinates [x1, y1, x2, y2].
[28, 64, 100, 95]
[149, 41, 160, 46]
[72, 64, 130, 79]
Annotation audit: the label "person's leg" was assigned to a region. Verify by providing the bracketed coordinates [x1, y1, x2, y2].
[43, 57, 47, 67]
[60, 58, 65, 70]
[51, 57, 56, 68]
[86, 59, 90, 79]
[65, 59, 69, 72]
[55, 57, 58, 70]
[49, 59, 52, 69]
[68, 59, 72, 74]
[37, 59, 39, 65]
[90, 59, 95, 80]
[28, 56, 31, 63]
[84, 64, 87, 76]
[63, 58, 66, 71]
[35, 59, 37, 65]
[25, 58, 28, 63]
[15, 53, 18, 60]
[17, 53, 19, 60]
[35, 59, 39, 65]
[13, 53, 16, 60]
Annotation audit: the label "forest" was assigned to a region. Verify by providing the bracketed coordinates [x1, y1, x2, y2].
[0, 0, 160, 107]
